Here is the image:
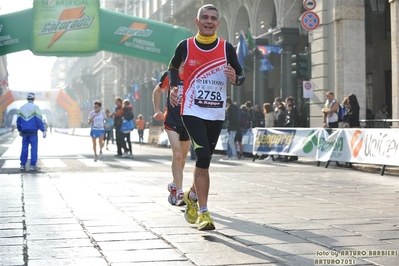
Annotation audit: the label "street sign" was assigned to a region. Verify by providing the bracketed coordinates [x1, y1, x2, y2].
[301, 11, 320, 31]
[303, 81, 314, 99]
[303, 0, 316, 11]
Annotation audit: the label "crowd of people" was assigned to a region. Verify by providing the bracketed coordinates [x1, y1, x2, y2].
[322, 91, 391, 129]
[223, 96, 300, 160]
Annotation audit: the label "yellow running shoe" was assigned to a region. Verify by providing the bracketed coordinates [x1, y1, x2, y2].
[183, 190, 198, 224]
[197, 211, 215, 231]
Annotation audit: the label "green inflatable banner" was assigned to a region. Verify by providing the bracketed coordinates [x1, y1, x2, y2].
[100, 9, 193, 64]
[0, 0, 193, 64]
[32, 0, 100, 56]
[0, 9, 32, 54]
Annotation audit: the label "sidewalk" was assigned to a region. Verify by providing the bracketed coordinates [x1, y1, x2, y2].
[1, 161, 398, 265]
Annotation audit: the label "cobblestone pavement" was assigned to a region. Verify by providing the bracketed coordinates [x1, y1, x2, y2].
[1, 161, 398, 266]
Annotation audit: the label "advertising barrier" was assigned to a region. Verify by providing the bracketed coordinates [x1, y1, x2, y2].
[55, 127, 399, 169]
[252, 128, 328, 158]
[316, 128, 399, 166]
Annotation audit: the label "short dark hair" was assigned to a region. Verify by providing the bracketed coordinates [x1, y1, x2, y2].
[285, 96, 295, 104]
[94, 101, 102, 107]
[263, 103, 273, 113]
[274, 97, 283, 104]
[197, 4, 219, 19]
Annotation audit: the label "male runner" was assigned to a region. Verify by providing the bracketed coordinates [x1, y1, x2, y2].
[152, 66, 191, 206]
[169, 4, 245, 230]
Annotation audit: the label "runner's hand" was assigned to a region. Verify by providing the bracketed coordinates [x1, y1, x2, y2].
[224, 64, 237, 84]
[43, 131, 47, 138]
[154, 111, 164, 121]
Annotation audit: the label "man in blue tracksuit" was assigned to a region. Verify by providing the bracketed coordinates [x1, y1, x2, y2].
[17, 93, 46, 171]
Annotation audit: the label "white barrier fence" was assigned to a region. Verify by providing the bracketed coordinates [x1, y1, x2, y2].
[56, 127, 399, 167]
[252, 128, 399, 167]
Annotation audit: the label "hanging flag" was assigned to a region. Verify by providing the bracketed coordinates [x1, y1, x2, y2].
[260, 58, 274, 71]
[247, 30, 255, 50]
[257, 45, 282, 57]
[236, 31, 249, 70]
[132, 81, 140, 100]
[256, 45, 282, 71]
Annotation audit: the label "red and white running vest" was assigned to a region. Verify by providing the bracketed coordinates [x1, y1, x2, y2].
[181, 37, 228, 121]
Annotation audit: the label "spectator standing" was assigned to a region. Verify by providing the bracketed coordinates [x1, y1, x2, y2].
[285, 96, 300, 161]
[253, 104, 265, 127]
[136, 114, 146, 145]
[88, 101, 106, 162]
[168, 4, 245, 230]
[285, 96, 299, 127]
[341, 97, 350, 127]
[112, 97, 124, 157]
[263, 103, 275, 127]
[322, 91, 339, 128]
[284, 104, 294, 127]
[245, 101, 255, 128]
[283, 103, 300, 161]
[344, 94, 360, 128]
[260, 103, 275, 161]
[121, 100, 134, 158]
[235, 105, 249, 159]
[104, 109, 114, 150]
[17, 93, 46, 171]
[276, 105, 287, 127]
[374, 103, 389, 128]
[273, 97, 284, 118]
[225, 97, 239, 160]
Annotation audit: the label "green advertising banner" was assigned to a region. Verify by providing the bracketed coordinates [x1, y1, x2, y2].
[100, 9, 193, 64]
[0, 0, 193, 64]
[0, 9, 32, 54]
[32, 0, 100, 56]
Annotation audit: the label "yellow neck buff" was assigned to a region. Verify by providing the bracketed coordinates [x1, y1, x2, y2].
[195, 32, 217, 44]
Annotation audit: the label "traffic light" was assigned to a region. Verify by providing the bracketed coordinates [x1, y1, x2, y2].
[291, 52, 311, 80]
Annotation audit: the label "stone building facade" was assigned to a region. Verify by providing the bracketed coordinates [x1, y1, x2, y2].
[51, 0, 398, 127]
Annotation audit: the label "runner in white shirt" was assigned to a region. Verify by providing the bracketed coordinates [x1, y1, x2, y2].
[88, 101, 106, 162]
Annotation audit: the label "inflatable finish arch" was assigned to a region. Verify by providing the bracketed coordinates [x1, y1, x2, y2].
[0, 0, 193, 63]
[0, 90, 80, 128]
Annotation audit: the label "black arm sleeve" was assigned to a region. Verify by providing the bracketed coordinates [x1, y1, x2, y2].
[168, 40, 187, 87]
[226, 42, 245, 86]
